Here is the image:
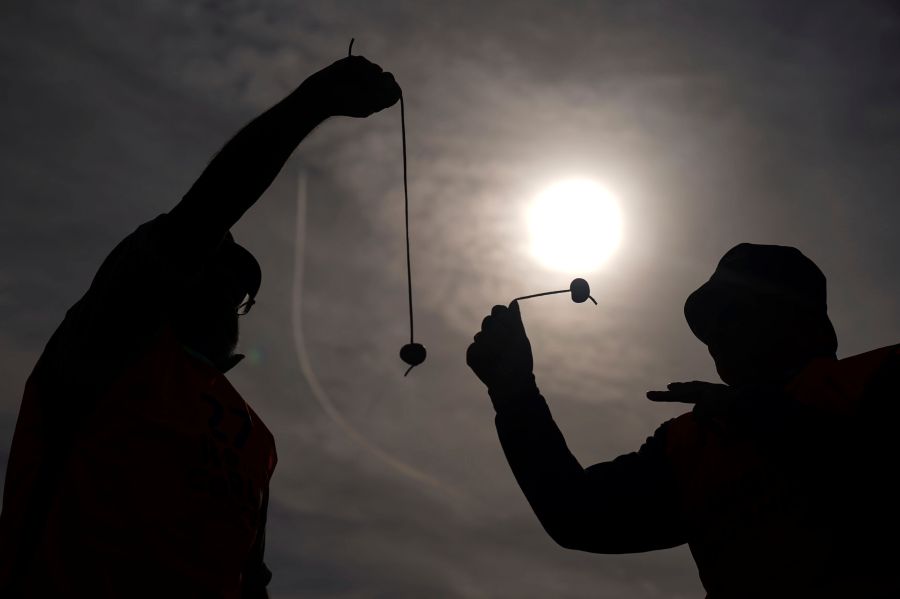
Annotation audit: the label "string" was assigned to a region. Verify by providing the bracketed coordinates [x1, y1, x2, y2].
[513, 288, 599, 305]
[293, 172, 464, 499]
[347, 38, 420, 374]
[401, 94, 414, 346]
[512, 289, 568, 302]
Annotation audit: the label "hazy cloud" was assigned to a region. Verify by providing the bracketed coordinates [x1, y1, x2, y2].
[2, 1, 899, 596]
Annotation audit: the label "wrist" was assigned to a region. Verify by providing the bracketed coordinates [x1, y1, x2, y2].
[292, 78, 332, 123]
[488, 373, 540, 413]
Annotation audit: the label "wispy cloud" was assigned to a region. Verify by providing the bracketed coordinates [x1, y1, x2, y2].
[2, 1, 899, 596]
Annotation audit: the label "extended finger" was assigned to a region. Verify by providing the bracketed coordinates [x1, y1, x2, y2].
[662, 383, 696, 401]
[646, 390, 673, 402]
[646, 389, 699, 403]
[667, 381, 724, 397]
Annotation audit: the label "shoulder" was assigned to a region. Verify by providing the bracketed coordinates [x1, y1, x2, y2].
[786, 344, 900, 415]
[84, 214, 171, 292]
[39, 216, 175, 377]
[646, 411, 732, 472]
[655, 413, 701, 451]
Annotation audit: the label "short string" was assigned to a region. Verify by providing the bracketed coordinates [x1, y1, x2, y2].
[512, 289, 568, 302]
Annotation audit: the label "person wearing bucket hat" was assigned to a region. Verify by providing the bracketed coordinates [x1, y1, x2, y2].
[0, 55, 400, 597]
[684, 243, 839, 387]
[468, 243, 900, 597]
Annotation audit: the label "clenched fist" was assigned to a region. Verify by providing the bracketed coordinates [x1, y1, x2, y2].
[467, 302, 536, 406]
[303, 55, 401, 119]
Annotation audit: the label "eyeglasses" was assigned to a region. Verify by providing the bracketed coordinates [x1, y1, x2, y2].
[237, 294, 256, 316]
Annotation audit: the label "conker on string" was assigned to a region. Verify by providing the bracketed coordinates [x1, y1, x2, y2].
[344, 39, 425, 376]
[512, 278, 597, 305]
[400, 343, 427, 367]
[569, 278, 591, 303]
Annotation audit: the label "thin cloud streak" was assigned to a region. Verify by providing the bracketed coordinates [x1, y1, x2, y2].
[2, 2, 899, 596]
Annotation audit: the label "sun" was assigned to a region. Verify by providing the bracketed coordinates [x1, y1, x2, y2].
[528, 179, 623, 273]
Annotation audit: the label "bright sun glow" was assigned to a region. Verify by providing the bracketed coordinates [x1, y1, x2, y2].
[528, 179, 623, 273]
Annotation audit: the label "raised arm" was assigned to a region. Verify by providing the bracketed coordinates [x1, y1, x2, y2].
[170, 55, 401, 250]
[467, 303, 687, 553]
[36, 56, 399, 395]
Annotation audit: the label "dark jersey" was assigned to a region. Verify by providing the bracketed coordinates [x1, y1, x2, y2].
[0, 215, 276, 598]
[496, 345, 900, 598]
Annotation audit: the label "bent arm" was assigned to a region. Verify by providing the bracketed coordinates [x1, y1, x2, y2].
[494, 379, 687, 553]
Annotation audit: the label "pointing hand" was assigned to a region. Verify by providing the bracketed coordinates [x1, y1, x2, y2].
[646, 381, 731, 404]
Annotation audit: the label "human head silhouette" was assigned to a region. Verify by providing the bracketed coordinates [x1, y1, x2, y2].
[685, 243, 837, 386]
[171, 232, 261, 372]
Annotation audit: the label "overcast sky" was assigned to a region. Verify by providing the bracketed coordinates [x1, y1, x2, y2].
[2, 1, 899, 597]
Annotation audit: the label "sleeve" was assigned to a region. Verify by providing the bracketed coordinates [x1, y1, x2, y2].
[494, 380, 688, 554]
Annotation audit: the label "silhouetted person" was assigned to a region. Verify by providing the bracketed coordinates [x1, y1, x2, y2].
[0, 55, 400, 598]
[468, 244, 900, 598]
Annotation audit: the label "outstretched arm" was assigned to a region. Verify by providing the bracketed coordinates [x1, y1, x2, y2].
[467, 303, 687, 553]
[170, 55, 401, 250]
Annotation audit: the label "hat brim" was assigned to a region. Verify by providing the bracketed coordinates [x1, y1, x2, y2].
[684, 279, 744, 346]
[685, 279, 839, 355]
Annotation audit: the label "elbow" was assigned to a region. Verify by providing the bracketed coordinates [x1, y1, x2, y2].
[539, 507, 628, 553]
[527, 488, 596, 552]
[542, 518, 589, 551]
[551, 534, 582, 551]
[543, 517, 653, 555]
